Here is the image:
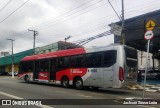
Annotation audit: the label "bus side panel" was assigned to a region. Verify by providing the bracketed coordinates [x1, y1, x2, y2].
[56, 68, 88, 82]
[38, 72, 49, 81]
[18, 72, 33, 81]
[83, 68, 103, 87]
[103, 66, 114, 88]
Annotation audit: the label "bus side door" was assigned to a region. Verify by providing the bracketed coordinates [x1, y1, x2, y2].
[50, 59, 57, 81]
[34, 61, 39, 80]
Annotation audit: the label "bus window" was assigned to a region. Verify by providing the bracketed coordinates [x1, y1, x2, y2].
[92, 53, 102, 67]
[85, 53, 102, 67]
[57, 57, 70, 70]
[70, 55, 84, 67]
[125, 47, 137, 67]
[40, 60, 49, 72]
[85, 54, 92, 67]
[20, 62, 26, 73]
[57, 57, 65, 69]
[64, 57, 70, 68]
[20, 61, 33, 73]
[103, 50, 117, 67]
[28, 61, 33, 72]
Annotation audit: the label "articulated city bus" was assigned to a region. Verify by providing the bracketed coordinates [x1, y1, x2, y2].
[18, 44, 137, 89]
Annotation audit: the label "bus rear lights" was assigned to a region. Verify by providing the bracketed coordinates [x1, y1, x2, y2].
[119, 67, 124, 82]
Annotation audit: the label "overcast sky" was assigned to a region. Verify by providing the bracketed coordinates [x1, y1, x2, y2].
[0, 0, 159, 53]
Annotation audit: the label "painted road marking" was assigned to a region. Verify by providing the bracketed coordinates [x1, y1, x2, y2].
[0, 91, 53, 108]
[0, 92, 23, 99]
[89, 92, 104, 96]
[77, 94, 92, 98]
[137, 105, 157, 108]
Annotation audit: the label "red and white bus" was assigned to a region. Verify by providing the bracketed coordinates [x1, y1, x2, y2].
[18, 44, 137, 89]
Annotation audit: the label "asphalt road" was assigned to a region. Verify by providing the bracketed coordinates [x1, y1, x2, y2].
[0, 76, 159, 108]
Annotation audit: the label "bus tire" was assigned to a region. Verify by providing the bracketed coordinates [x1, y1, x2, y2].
[74, 78, 83, 90]
[62, 76, 69, 88]
[24, 75, 29, 82]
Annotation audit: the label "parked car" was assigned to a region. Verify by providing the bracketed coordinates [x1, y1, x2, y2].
[141, 69, 160, 80]
[0, 71, 8, 76]
[137, 69, 145, 81]
[8, 71, 18, 76]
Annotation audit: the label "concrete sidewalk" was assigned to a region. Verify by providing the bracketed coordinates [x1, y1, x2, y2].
[0, 76, 18, 80]
[127, 84, 160, 93]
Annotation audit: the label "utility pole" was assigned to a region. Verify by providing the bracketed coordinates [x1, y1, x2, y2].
[64, 36, 71, 42]
[121, 0, 125, 45]
[64, 36, 71, 49]
[7, 38, 14, 78]
[108, 0, 124, 44]
[28, 29, 38, 55]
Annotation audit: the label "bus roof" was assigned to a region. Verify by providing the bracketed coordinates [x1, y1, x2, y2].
[21, 47, 86, 61]
[21, 44, 132, 62]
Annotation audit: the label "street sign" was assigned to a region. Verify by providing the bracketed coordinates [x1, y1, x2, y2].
[144, 30, 154, 40]
[146, 20, 155, 31]
[110, 23, 122, 36]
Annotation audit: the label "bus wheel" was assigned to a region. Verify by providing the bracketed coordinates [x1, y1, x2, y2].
[74, 78, 83, 90]
[62, 77, 69, 87]
[24, 75, 29, 82]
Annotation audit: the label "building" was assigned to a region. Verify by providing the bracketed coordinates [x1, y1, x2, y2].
[0, 41, 81, 73]
[0, 49, 33, 72]
[112, 9, 160, 70]
[0, 51, 9, 58]
[35, 41, 81, 54]
[138, 51, 160, 69]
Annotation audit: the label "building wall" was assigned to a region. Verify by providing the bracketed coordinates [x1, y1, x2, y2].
[0, 49, 33, 72]
[138, 51, 160, 69]
[0, 52, 10, 58]
[35, 42, 58, 54]
[35, 41, 81, 54]
[5, 64, 19, 72]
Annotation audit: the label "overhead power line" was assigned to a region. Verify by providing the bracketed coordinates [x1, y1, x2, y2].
[7, 0, 113, 41]
[108, 0, 121, 21]
[74, 30, 111, 45]
[33, 0, 109, 30]
[0, 0, 30, 24]
[0, 0, 12, 13]
[31, 0, 96, 29]
[36, 1, 109, 31]
[42, 30, 112, 50]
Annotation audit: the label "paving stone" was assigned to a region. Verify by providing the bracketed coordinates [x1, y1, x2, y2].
[145, 89, 157, 92]
[145, 84, 155, 87]
[150, 86, 160, 90]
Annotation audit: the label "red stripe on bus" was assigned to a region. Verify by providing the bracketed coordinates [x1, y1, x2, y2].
[56, 68, 88, 81]
[21, 48, 86, 61]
